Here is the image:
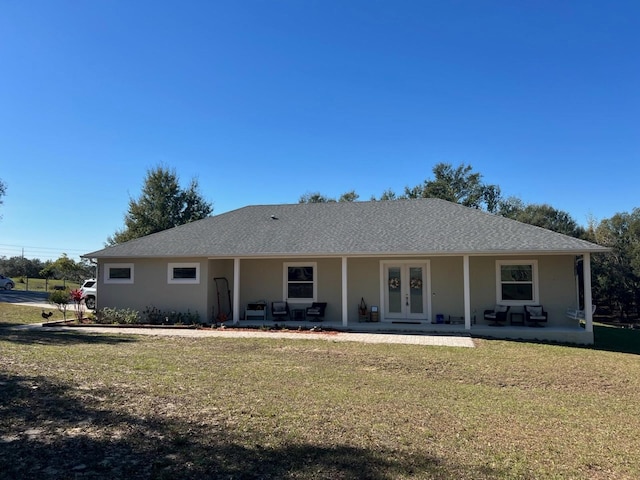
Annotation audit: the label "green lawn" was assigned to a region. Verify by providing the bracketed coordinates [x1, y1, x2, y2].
[0, 303, 70, 326]
[8, 277, 81, 292]
[1, 304, 639, 479]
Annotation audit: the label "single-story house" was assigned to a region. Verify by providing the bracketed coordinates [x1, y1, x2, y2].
[83, 198, 608, 344]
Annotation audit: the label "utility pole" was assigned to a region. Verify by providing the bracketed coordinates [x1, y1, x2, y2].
[22, 247, 26, 290]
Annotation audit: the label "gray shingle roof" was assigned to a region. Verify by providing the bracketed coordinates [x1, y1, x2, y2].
[84, 199, 608, 258]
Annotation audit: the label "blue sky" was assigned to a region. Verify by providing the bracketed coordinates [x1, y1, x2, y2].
[1, 1, 638, 261]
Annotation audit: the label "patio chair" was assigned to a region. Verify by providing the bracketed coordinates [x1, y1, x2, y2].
[245, 300, 267, 321]
[524, 305, 548, 327]
[484, 305, 510, 326]
[271, 301, 290, 321]
[305, 302, 327, 322]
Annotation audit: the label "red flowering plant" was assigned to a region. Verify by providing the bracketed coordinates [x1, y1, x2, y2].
[70, 288, 85, 322]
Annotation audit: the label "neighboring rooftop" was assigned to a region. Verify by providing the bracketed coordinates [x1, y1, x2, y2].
[84, 198, 608, 259]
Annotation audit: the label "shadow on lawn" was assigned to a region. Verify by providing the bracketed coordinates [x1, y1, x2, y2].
[0, 328, 138, 346]
[0, 372, 500, 480]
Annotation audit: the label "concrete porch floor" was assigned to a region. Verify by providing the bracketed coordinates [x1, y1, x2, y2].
[234, 318, 593, 345]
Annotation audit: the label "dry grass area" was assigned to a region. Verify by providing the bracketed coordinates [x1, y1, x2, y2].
[1, 317, 639, 479]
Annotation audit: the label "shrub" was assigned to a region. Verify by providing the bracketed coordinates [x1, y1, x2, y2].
[48, 288, 69, 305]
[96, 307, 140, 325]
[69, 288, 85, 321]
[142, 306, 164, 325]
[142, 306, 201, 325]
[94, 306, 200, 325]
[49, 288, 71, 320]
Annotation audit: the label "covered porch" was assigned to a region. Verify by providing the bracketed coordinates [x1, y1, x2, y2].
[215, 252, 596, 345]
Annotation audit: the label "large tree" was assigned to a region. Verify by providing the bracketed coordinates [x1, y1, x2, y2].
[298, 190, 359, 203]
[298, 192, 334, 203]
[107, 166, 212, 245]
[497, 197, 585, 237]
[588, 209, 640, 316]
[371, 188, 398, 201]
[404, 163, 501, 212]
[338, 190, 359, 202]
[39, 254, 94, 283]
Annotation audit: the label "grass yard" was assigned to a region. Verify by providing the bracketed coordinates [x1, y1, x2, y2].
[0, 303, 70, 326]
[7, 278, 81, 293]
[1, 305, 639, 479]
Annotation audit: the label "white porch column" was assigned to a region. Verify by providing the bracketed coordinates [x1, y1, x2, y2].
[463, 255, 471, 330]
[233, 258, 240, 325]
[341, 256, 348, 327]
[583, 253, 593, 333]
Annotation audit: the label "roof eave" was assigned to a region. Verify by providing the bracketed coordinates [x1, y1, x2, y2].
[83, 247, 611, 260]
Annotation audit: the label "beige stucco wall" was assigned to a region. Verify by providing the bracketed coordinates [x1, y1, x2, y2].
[470, 255, 577, 326]
[98, 254, 579, 327]
[209, 259, 235, 321]
[239, 259, 283, 314]
[238, 258, 344, 321]
[348, 257, 466, 323]
[347, 258, 381, 319]
[97, 258, 209, 320]
[430, 257, 464, 321]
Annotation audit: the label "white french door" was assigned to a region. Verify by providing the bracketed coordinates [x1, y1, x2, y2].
[382, 262, 430, 321]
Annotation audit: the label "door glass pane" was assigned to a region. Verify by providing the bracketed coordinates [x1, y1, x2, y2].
[388, 267, 402, 313]
[409, 267, 424, 314]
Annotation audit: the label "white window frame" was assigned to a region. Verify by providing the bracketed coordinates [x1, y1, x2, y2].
[104, 263, 134, 284]
[495, 260, 538, 305]
[283, 262, 317, 304]
[168, 262, 200, 284]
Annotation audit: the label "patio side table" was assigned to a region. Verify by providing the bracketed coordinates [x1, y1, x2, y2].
[291, 308, 306, 321]
[510, 312, 525, 326]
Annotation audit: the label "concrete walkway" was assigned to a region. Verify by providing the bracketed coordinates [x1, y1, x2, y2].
[17, 323, 475, 348]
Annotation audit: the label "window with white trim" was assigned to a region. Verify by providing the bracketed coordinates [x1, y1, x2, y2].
[168, 262, 200, 284]
[284, 262, 317, 303]
[104, 263, 134, 284]
[496, 260, 538, 304]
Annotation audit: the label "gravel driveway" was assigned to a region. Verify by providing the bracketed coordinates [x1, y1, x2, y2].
[30, 324, 475, 347]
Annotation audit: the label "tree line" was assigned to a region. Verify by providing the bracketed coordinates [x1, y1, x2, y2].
[1, 165, 638, 317]
[0, 254, 94, 284]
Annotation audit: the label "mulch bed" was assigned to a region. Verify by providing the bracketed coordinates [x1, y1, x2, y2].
[41, 320, 340, 335]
